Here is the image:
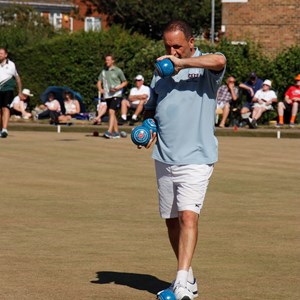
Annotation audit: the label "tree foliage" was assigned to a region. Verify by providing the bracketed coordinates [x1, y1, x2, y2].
[84, 0, 221, 39]
[0, 5, 59, 52]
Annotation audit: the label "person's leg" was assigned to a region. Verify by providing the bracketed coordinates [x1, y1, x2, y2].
[132, 101, 145, 120]
[219, 102, 230, 127]
[107, 108, 115, 132]
[253, 107, 266, 121]
[37, 109, 50, 119]
[277, 102, 285, 125]
[1, 107, 10, 130]
[0, 91, 14, 136]
[120, 99, 129, 120]
[290, 102, 298, 125]
[94, 103, 107, 124]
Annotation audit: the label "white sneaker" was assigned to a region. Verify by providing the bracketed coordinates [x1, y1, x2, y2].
[173, 285, 194, 300]
[157, 279, 198, 299]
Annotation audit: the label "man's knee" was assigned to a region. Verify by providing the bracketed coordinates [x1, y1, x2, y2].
[178, 211, 198, 228]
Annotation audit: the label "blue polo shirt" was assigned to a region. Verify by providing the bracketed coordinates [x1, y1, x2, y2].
[243, 78, 263, 103]
[145, 48, 225, 165]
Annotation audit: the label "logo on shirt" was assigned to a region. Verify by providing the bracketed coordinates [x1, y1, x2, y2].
[188, 73, 200, 79]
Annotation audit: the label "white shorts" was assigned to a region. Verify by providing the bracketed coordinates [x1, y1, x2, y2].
[155, 160, 214, 219]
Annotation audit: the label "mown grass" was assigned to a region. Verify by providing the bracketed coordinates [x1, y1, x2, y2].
[0, 132, 299, 299]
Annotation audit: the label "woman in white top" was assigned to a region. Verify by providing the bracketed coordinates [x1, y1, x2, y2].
[10, 88, 33, 119]
[251, 79, 277, 127]
[58, 91, 80, 123]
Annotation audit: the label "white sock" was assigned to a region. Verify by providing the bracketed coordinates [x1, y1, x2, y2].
[132, 114, 137, 120]
[2, 128, 7, 133]
[121, 114, 127, 120]
[188, 267, 194, 283]
[175, 270, 188, 288]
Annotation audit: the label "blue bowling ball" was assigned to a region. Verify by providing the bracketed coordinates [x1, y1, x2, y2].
[155, 58, 174, 78]
[131, 125, 151, 146]
[142, 118, 157, 134]
[157, 289, 176, 300]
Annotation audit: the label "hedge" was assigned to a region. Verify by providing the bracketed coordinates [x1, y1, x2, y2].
[8, 26, 300, 112]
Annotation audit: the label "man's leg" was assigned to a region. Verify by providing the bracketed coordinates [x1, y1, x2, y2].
[133, 101, 145, 119]
[290, 102, 298, 125]
[177, 211, 199, 273]
[108, 108, 115, 132]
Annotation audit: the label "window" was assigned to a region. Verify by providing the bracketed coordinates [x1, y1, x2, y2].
[49, 13, 62, 30]
[84, 17, 101, 32]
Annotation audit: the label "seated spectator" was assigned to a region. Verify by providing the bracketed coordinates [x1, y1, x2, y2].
[239, 72, 263, 126]
[250, 79, 277, 128]
[277, 74, 300, 127]
[36, 92, 61, 123]
[58, 91, 80, 123]
[10, 88, 33, 119]
[216, 76, 238, 127]
[93, 94, 107, 125]
[118, 74, 150, 125]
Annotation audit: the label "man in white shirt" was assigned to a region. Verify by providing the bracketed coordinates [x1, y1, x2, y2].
[0, 47, 23, 138]
[119, 74, 150, 125]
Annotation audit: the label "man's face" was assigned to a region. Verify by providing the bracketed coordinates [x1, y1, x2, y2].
[135, 79, 143, 88]
[105, 56, 114, 68]
[163, 30, 194, 59]
[295, 80, 300, 87]
[0, 49, 7, 63]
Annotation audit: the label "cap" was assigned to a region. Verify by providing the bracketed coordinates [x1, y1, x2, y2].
[249, 72, 257, 79]
[135, 74, 144, 81]
[294, 74, 300, 81]
[22, 88, 33, 97]
[263, 79, 272, 87]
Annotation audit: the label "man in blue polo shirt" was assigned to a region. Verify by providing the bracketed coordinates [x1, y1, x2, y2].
[239, 72, 263, 128]
[0, 47, 23, 138]
[144, 20, 226, 300]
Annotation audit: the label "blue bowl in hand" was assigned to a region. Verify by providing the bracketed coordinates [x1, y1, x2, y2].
[155, 58, 174, 78]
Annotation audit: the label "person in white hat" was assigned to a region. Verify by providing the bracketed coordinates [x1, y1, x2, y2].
[250, 79, 277, 128]
[10, 88, 33, 119]
[118, 74, 150, 125]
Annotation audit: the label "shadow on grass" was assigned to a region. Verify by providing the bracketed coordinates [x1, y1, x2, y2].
[91, 271, 170, 295]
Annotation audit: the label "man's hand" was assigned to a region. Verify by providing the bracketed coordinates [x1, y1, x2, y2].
[138, 131, 157, 149]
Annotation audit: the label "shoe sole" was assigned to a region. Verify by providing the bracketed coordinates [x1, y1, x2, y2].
[1, 133, 8, 138]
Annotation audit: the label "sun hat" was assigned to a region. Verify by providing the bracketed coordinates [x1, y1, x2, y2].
[135, 74, 144, 81]
[294, 74, 300, 81]
[22, 88, 33, 97]
[263, 79, 272, 87]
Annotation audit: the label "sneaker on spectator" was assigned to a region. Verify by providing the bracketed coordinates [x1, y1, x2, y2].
[276, 123, 283, 128]
[289, 122, 295, 128]
[118, 117, 127, 125]
[22, 115, 30, 120]
[104, 130, 112, 139]
[251, 119, 258, 129]
[129, 118, 138, 126]
[173, 285, 194, 300]
[157, 280, 198, 299]
[112, 132, 120, 139]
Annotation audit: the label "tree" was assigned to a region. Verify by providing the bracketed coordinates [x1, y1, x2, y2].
[83, 0, 221, 39]
[0, 5, 58, 52]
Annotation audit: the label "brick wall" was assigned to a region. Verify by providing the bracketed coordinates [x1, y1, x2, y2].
[222, 0, 300, 56]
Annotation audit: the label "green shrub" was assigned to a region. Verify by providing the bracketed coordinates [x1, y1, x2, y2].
[8, 26, 300, 112]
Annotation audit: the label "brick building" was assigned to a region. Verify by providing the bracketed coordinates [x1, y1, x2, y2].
[221, 0, 300, 56]
[0, 0, 108, 32]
